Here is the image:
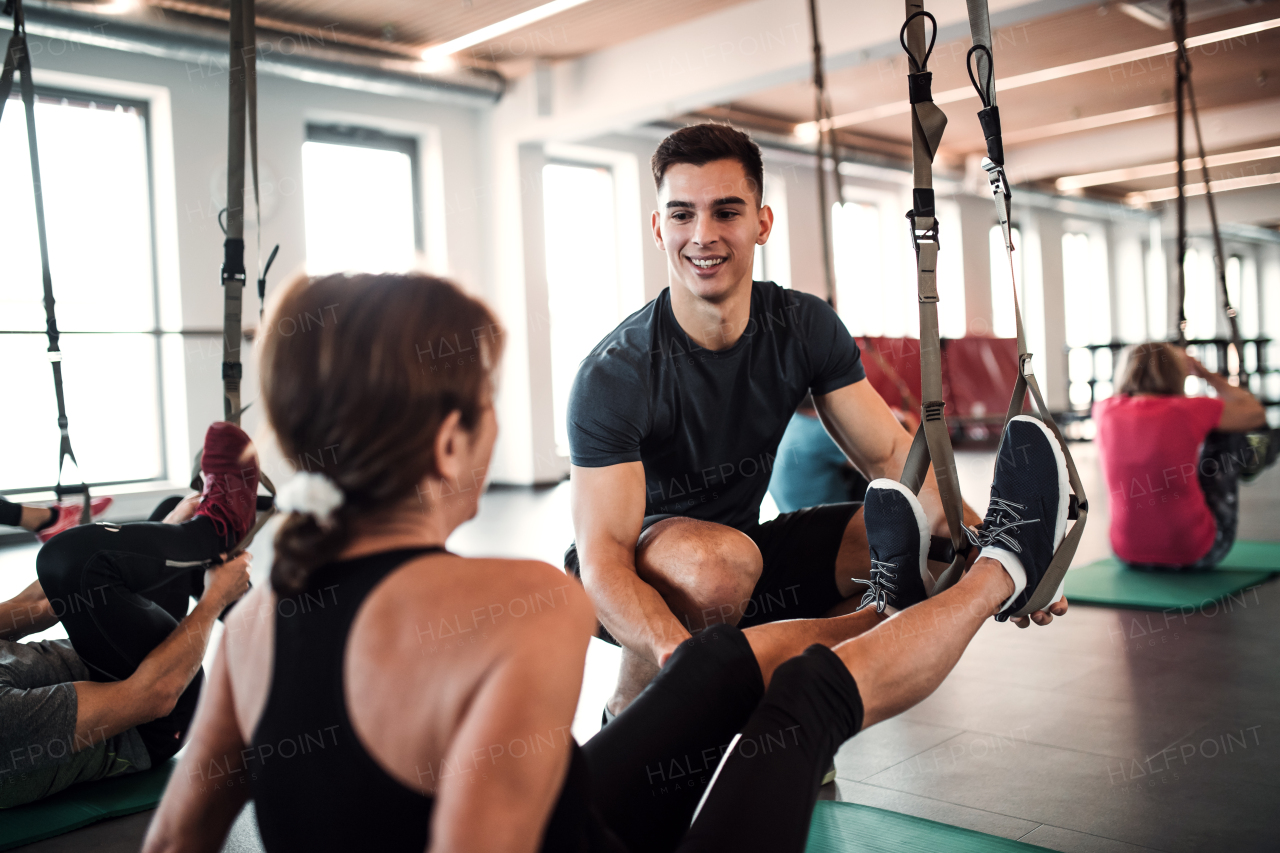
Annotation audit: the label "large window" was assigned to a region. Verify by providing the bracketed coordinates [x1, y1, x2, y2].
[543, 163, 625, 456]
[1181, 246, 1218, 341]
[1063, 231, 1113, 408]
[1112, 234, 1148, 344]
[833, 201, 887, 335]
[834, 198, 963, 339]
[989, 225, 1024, 338]
[302, 125, 421, 275]
[1, 90, 164, 492]
[1145, 221, 1168, 340]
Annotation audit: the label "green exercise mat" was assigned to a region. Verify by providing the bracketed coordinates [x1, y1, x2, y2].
[805, 800, 1042, 851]
[1064, 540, 1280, 611]
[0, 759, 175, 851]
[1215, 539, 1280, 571]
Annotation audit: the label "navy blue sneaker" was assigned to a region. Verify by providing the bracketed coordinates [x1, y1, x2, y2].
[970, 415, 1069, 620]
[857, 479, 930, 614]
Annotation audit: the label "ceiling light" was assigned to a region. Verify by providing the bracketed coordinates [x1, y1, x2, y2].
[1126, 170, 1280, 205]
[792, 121, 820, 144]
[1057, 145, 1280, 190]
[418, 53, 458, 74]
[98, 0, 142, 13]
[420, 0, 593, 64]
[824, 16, 1280, 130]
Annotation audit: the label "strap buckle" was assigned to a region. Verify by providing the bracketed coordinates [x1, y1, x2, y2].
[905, 209, 940, 253]
[982, 158, 1010, 201]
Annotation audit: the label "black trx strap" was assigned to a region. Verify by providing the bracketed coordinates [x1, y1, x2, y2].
[201, 0, 275, 557]
[1, 0, 90, 523]
[1170, 0, 1244, 375]
[897, 2, 970, 596]
[807, 0, 838, 307]
[963, 0, 1088, 618]
[222, 0, 255, 423]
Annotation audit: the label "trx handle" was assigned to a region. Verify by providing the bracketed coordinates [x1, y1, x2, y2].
[962, 0, 1089, 618]
[899, 1, 969, 597]
[1, 0, 91, 524]
[967, 45, 1003, 166]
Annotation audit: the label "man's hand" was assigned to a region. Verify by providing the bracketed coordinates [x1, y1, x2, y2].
[654, 636, 684, 669]
[202, 554, 251, 611]
[1011, 597, 1068, 629]
[162, 495, 202, 525]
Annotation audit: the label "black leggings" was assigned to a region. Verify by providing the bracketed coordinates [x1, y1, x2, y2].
[34, 496, 221, 763]
[583, 625, 864, 853]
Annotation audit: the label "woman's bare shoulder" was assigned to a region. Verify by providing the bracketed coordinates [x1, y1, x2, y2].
[368, 554, 593, 644]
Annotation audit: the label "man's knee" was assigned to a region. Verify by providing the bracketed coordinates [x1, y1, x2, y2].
[636, 519, 761, 627]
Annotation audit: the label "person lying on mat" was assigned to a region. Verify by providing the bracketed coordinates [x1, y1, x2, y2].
[0, 494, 114, 542]
[563, 123, 987, 722]
[0, 428, 256, 808]
[143, 271, 1068, 853]
[1094, 342, 1273, 573]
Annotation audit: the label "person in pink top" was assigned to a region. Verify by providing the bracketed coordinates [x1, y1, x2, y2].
[1094, 342, 1271, 572]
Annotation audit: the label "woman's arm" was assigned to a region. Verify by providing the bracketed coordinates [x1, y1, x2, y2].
[142, 633, 251, 853]
[1186, 356, 1267, 432]
[429, 584, 596, 853]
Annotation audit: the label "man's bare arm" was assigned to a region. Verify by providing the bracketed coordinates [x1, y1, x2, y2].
[815, 379, 981, 534]
[570, 463, 690, 665]
[0, 581, 59, 642]
[73, 556, 250, 749]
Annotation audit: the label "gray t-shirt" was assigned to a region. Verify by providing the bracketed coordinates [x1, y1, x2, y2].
[0, 638, 151, 808]
[568, 281, 865, 531]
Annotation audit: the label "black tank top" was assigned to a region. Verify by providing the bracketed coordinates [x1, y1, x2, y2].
[250, 547, 626, 853]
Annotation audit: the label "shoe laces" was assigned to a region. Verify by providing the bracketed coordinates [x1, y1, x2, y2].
[966, 497, 1039, 554]
[854, 559, 899, 614]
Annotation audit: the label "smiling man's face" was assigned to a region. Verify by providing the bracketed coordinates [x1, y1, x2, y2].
[652, 158, 772, 305]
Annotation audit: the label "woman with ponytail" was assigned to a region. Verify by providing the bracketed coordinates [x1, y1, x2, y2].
[147, 271, 1067, 853]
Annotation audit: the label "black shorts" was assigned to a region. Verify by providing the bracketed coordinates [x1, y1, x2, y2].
[564, 502, 861, 645]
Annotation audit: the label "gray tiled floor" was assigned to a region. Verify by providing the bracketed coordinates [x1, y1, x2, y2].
[5, 444, 1279, 852]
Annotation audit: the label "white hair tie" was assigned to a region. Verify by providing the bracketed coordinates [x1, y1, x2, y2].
[276, 471, 344, 529]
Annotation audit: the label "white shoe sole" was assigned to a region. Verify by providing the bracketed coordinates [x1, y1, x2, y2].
[865, 478, 931, 594]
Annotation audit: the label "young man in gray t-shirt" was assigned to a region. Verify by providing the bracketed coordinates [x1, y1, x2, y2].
[566, 124, 992, 718]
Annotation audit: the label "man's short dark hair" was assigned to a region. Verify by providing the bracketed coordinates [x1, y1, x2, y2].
[651, 123, 765, 206]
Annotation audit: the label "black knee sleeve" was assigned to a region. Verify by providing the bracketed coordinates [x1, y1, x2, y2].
[758, 644, 864, 755]
[661, 623, 761, 685]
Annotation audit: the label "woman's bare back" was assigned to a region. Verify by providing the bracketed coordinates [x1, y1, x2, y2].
[221, 549, 595, 806]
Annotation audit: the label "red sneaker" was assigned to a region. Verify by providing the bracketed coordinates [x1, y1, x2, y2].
[36, 496, 114, 543]
[193, 422, 260, 547]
